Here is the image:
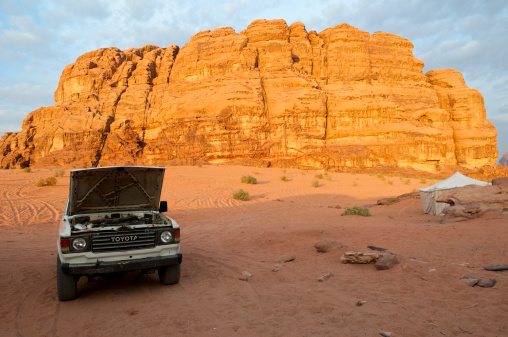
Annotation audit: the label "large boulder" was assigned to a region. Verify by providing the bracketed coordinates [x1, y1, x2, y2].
[437, 183, 508, 222]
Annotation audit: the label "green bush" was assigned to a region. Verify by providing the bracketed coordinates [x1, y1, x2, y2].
[311, 179, 319, 188]
[280, 175, 288, 182]
[53, 168, 65, 177]
[23, 167, 31, 173]
[35, 179, 45, 187]
[241, 175, 257, 184]
[314, 174, 323, 179]
[341, 206, 371, 217]
[232, 189, 249, 201]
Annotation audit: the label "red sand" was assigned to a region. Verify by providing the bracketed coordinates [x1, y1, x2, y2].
[1, 166, 507, 336]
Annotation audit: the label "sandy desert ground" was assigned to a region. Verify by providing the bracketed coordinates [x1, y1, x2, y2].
[0, 165, 507, 337]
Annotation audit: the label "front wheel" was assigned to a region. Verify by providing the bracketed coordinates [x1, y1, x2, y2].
[158, 264, 180, 285]
[57, 256, 78, 301]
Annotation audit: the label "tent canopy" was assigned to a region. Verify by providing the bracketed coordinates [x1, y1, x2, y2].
[419, 172, 489, 215]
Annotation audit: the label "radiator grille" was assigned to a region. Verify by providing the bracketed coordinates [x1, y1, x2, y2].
[91, 228, 156, 252]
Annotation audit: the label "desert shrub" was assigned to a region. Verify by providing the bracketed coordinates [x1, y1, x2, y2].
[387, 180, 393, 185]
[385, 198, 401, 205]
[46, 177, 57, 186]
[53, 168, 65, 177]
[314, 174, 323, 179]
[420, 178, 427, 184]
[36, 176, 57, 187]
[324, 173, 332, 181]
[241, 175, 257, 184]
[23, 167, 31, 173]
[311, 179, 319, 188]
[232, 189, 249, 201]
[341, 206, 371, 217]
[404, 178, 410, 185]
[280, 175, 288, 182]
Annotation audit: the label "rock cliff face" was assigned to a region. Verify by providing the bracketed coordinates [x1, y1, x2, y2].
[0, 19, 499, 170]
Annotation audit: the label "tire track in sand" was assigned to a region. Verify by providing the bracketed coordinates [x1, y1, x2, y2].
[15, 266, 57, 337]
[0, 189, 22, 225]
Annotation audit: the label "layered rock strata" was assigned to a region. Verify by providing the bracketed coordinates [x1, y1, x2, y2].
[0, 20, 498, 170]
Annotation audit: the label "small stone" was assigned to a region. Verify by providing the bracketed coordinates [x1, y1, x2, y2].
[460, 275, 479, 286]
[314, 238, 343, 253]
[484, 264, 508, 271]
[367, 245, 387, 252]
[276, 254, 296, 263]
[375, 253, 398, 270]
[379, 332, 391, 337]
[341, 251, 384, 264]
[239, 270, 252, 281]
[477, 278, 496, 288]
[318, 272, 333, 282]
[355, 300, 367, 307]
[467, 279, 479, 287]
[272, 264, 282, 272]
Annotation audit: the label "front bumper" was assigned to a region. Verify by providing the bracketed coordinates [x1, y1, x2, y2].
[61, 254, 182, 275]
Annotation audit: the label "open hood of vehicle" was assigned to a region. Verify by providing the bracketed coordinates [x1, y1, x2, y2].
[67, 166, 165, 216]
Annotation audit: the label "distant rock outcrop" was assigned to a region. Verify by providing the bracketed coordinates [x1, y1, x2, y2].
[500, 152, 508, 166]
[0, 19, 499, 170]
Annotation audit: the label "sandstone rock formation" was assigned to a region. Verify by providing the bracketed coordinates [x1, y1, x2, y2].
[437, 178, 508, 222]
[0, 19, 499, 170]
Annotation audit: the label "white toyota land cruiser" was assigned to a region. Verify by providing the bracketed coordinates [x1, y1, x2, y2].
[57, 166, 182, 301]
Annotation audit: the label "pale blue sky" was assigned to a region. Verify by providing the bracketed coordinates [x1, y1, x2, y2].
[1, 0, 507, 161]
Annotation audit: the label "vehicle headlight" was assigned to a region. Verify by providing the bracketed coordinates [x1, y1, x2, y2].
[160, 231, 173, 243]
[72, 237, 87, 251]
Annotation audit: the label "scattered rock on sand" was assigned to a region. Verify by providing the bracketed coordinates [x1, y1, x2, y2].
[318, 273, 333, 282]
[341, 251, 384, 264]
[484, 264, 508, 271]
[477, 278, 496, 288]
[355, 300, 367, 307]
[240, 271, 252, 281]
[272, 264, 282, 272]
[314, 238, 343, 253]
[367, 245, 387, 252]
[379, 331, 391, 337]
[276, 254, 296, 263]
[460, 275, 496, 288]
[375, 253, 399, 270]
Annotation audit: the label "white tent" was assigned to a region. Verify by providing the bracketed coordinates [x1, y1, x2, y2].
[419, 172, 490, 215]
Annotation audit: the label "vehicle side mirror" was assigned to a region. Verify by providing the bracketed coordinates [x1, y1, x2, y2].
[159, 201, 168, 213]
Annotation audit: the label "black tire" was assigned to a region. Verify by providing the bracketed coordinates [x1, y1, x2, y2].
[158, 264, 180, 285]
[57, 256, 78, 301]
